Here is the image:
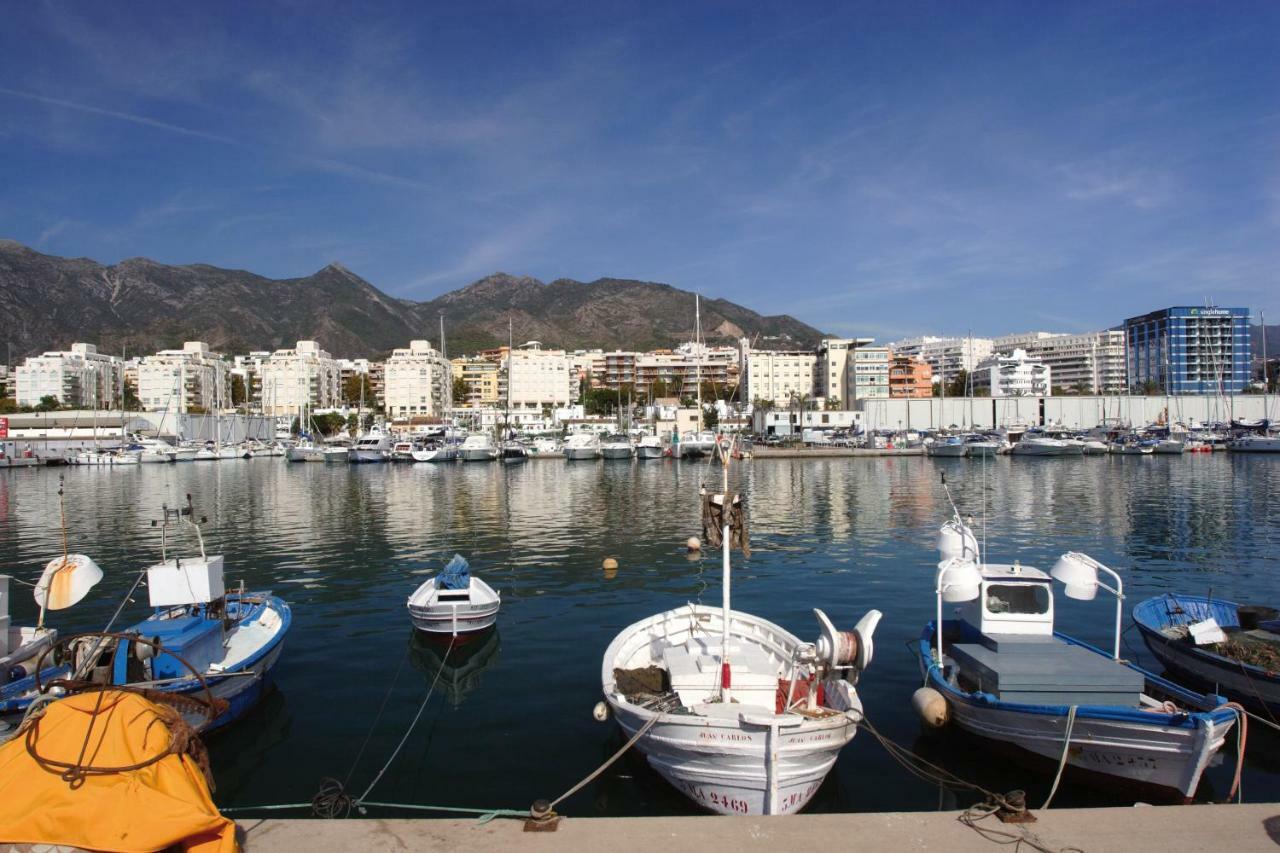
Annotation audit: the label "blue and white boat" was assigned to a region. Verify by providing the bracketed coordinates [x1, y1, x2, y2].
[2, 501, 290, 735]
[1134, 594, 1280, 717]
[916, 513, 1241, 802]
[927, 435, 968, 457]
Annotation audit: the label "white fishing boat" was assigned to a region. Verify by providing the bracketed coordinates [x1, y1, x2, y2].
[600, 434, 634, 459]
[348, 428, 391, 463]
[636, 434, 665, 459]
[600, 439, 882, 815]
[563, 432, 601, 460]
[1153, 438, 1186, 455]
[459, 433, 498, 462]
[917, 499, 1242, 802]
[322, 441, 351, 463]
[678, 431, 718, 459]
[407, 555, 501, 636]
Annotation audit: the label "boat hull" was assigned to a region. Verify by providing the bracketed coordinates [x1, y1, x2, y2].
[928, 443, 967, 457]
[601, 447, 633, 459]
[412, 448, 458, 462]
[603, 605, 865, 816]
[918, 628, 1237, 800]
[564, 448, 600, 460]
[461, 448, 497, 461]
[636, 445, 665, 459]
[286, 447, 325, 462]
[1228, 436, 1280, 453]
[348, 450, 389, 463]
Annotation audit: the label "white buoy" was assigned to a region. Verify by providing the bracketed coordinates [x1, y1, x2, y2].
[686, 536, 701, 552]
[593, 701, 610, 722]
[912, 686, 949, 728]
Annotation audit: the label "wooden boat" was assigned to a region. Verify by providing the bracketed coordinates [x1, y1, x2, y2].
[407, 555, 501, 637]
[1134, 594, 1280, 716]
[919, 511, 1241, 802]
[2, 500, 290, 735]
[600, 438, 882, 815]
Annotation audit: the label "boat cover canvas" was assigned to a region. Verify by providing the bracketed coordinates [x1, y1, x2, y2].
[0, 690, 235, 853]
[439, 554, 471, 590]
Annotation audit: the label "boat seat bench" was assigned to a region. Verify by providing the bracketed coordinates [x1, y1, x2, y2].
[950, 637, 1144, 706]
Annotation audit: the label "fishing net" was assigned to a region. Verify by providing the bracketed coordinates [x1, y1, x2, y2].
[702, 491, 750, 557]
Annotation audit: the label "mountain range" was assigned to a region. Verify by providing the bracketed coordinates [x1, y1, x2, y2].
[0, 240, 824, 359]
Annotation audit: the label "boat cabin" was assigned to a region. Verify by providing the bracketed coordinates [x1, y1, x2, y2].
[140, 554, 228, 679]
[944, 561, 1143, 706]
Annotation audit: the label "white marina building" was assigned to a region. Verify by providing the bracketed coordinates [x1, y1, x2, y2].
[258, 340, 343, 416]
[972, 348, 1052, 397]
[383, 340, 453, 419]
[742, 349, 818, 407]
[136, 341, 229, 413]
[14, 343, 123, 409]
[992, 330, 1127, 394]
[506, 342, 574, 412]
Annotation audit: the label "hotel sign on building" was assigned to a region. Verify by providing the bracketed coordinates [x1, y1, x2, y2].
[1123, 306, 1250, 395]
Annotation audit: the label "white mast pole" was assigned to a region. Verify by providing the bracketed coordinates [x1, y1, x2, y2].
[720, 436, 731, 702]
[695, 294, 702, 432]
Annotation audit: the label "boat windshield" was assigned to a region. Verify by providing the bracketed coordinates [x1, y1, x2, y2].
[985, 584, 1051, 615]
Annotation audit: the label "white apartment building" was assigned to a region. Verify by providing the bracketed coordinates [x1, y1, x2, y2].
[743, 350, 817, 407]
[506, 343, 573, 411]
[992, 330, 1127, 394]
[15, 343, 123, 409]
[383, 340, 452, 419]
[258, 341, 343, 416]
[972, 348, 1052, 397]
[850, 346, 891, 400]
[136, 342, 229, 413]
[889, 336, 994, 385]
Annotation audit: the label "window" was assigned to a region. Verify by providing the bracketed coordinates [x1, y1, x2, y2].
[985, 584, 1050, 615]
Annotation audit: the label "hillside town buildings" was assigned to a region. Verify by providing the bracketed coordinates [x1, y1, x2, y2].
[14, 343, 123, 409]
[383, 340, 452, 419]
[257, 340, 343, 416]
[136, 341, 229, 413]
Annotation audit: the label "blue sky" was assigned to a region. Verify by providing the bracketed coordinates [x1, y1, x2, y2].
[1, 1, 1277, 342]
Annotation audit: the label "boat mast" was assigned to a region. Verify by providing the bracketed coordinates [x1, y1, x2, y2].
[695, 294, 702, 433]
[719, 435, 732, 702]
[506, 316, 514, 441]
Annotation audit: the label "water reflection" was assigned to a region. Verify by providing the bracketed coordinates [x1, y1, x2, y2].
[409, 628, 501, 708]
[0, 455, 1276, 813]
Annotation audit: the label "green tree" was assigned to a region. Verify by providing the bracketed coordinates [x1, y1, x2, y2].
[36, 395, 60, 412]
[342, 375, 366, 406]
[122, 384, 141, 411]
[1138, 379, 1160, 395]
[0, 397, 19, 414]
[704, 407, 719, 430]
[647, 379, 671, 401]
[451, 376, 470, 405]
[824, 397, 842, 411]
[311, 412, 346, 436]
[945, 370, 970, 397]
[230, 374, 249, 407]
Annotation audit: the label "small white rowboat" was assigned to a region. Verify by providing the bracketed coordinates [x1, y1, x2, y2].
[407, 557, 501, 636]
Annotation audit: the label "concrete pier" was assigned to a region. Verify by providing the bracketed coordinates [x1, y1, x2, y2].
[751, 446, 924, 458]
[240, 803, 1280, 852]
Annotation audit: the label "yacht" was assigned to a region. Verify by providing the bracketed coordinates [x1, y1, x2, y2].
[526, 438, 562, 458]
[1226, 433, 1280, 453]
[412, 440, 459, 463]
[963, 434, 1002, 457]
[348, 428, 391, 463]
[127, 437, 177, 463]
[636, 434, 665, 459]
[500, 440, 529, 464]
[460, 433, 499, 462]
[1010, 431, 1077, 457]
[390, 440, 418, 462]
[678, 430, 717, 459]
[286, 440, 326, 462]
[322, 441, 352, 463]
[600, 434, 634, 460]
[74, 447, 141, 466]
[563, 432, 601, 460]
[926, 435, 967, 457]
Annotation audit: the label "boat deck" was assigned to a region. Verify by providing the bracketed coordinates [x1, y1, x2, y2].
[950, 636, 1144, 706]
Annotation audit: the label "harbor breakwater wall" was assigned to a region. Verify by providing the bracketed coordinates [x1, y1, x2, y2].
[857, 394, 1274, 431]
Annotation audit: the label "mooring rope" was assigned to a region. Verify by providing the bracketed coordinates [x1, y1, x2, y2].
[1040, 705, 1077, 810]
[547, 711, 662, 811]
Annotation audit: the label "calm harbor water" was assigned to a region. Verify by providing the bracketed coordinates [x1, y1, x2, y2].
[1, 454, 1278, 815]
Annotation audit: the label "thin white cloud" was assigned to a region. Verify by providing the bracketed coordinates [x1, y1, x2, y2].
[35, 218, 72, 247]
[0, 86, 239, 145]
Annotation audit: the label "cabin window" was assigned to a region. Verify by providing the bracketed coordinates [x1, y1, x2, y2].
[985, 584, 1050, 615]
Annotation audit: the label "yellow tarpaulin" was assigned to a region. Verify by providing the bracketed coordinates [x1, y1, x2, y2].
[0, 690, 236, 853]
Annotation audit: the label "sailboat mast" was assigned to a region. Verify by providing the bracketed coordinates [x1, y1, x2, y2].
[695, 294, 702, 432]
[720, 437, 731, 702]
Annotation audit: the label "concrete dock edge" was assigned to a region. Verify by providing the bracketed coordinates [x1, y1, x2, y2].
[239, 803, 1280, 853]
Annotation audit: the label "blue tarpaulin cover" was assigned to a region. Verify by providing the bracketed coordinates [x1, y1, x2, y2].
[438, 554, 471, 590]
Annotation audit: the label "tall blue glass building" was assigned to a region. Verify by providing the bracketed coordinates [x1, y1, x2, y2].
[1123, 306, 1251, 394]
